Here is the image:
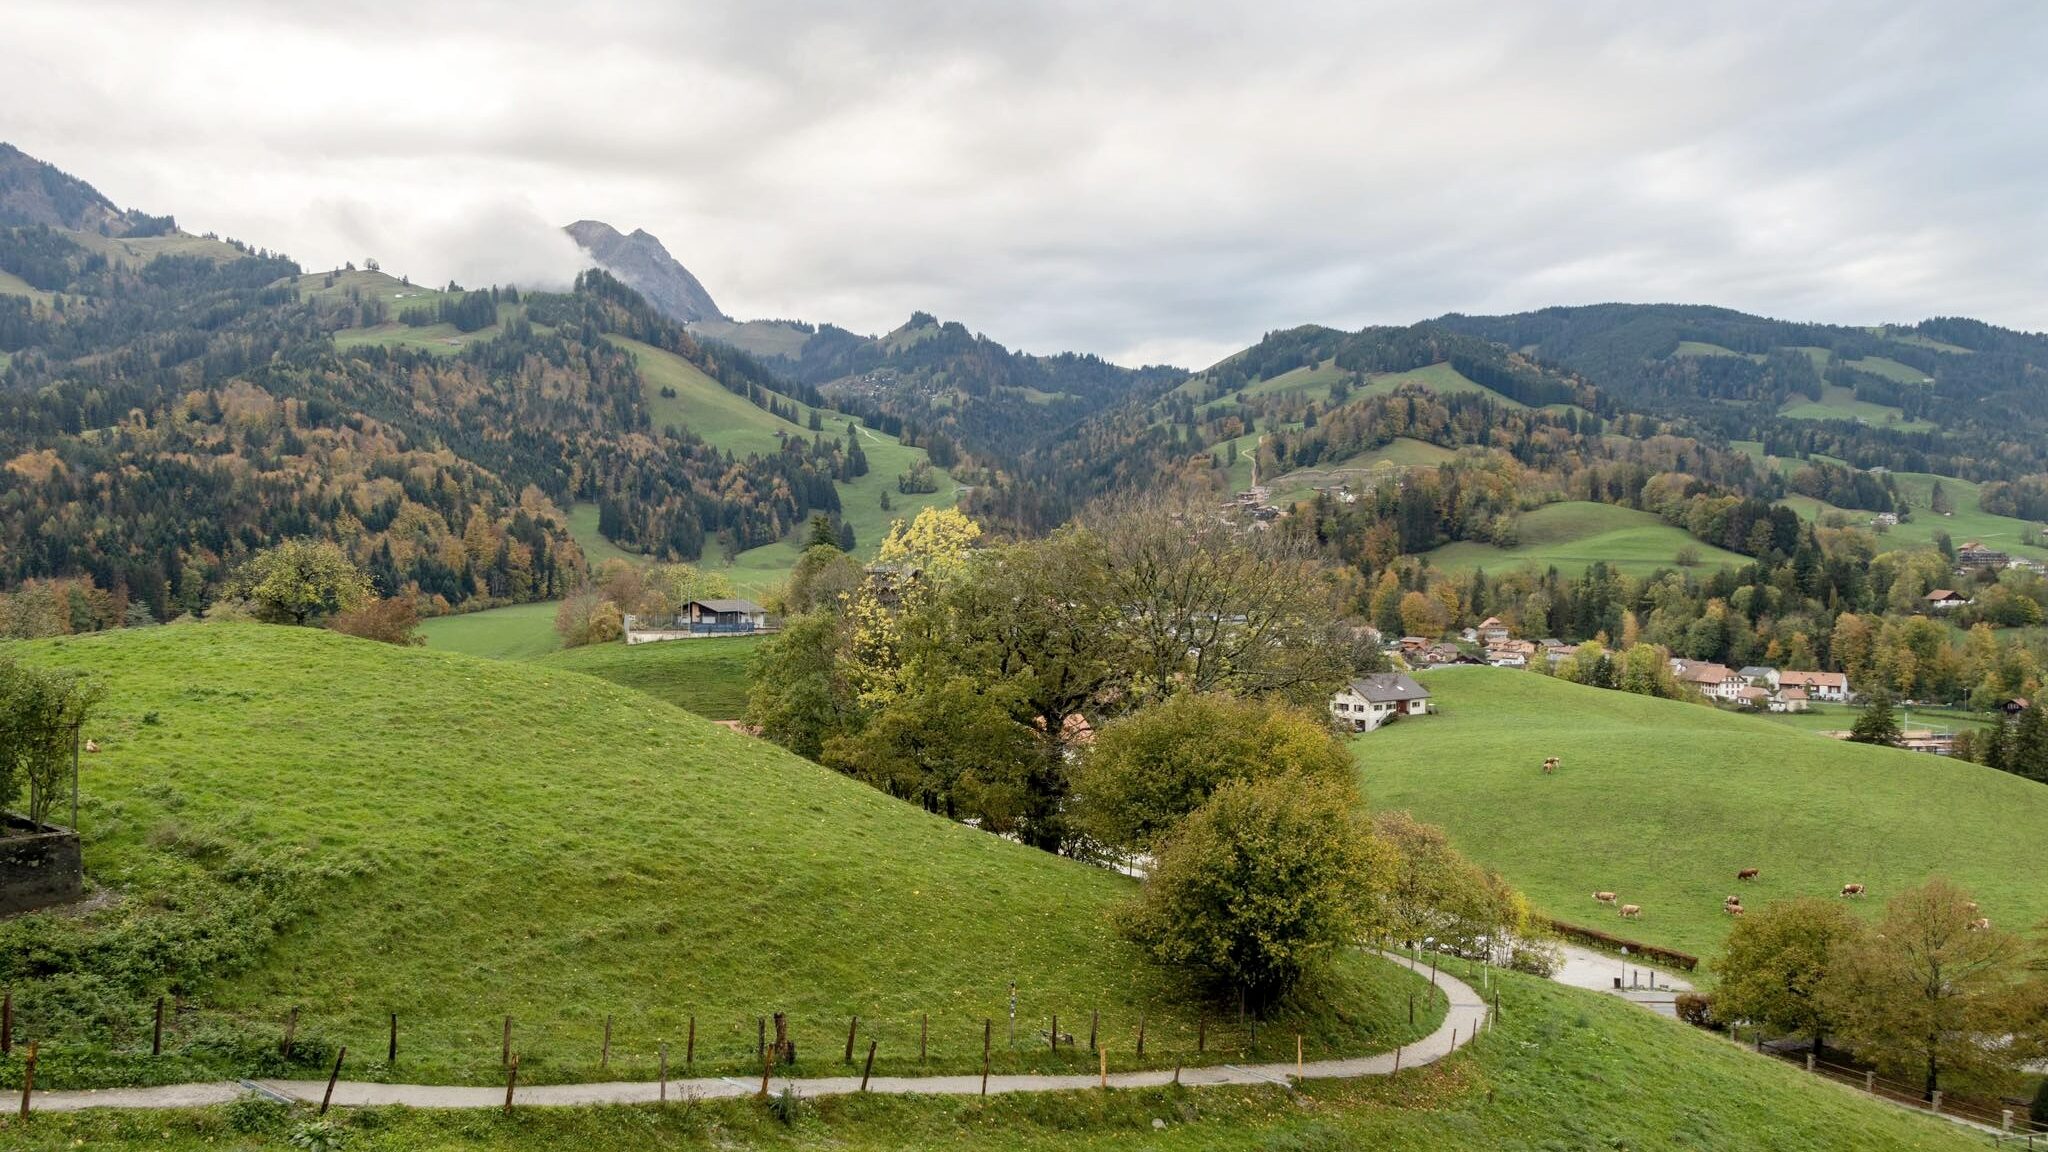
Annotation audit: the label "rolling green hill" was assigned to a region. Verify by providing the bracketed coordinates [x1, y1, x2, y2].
[416, 601, 566, 660]
[11, 624, 1431, 1089]
[1419, 501, 1750, 577]
[1359, 667, 2048, 964]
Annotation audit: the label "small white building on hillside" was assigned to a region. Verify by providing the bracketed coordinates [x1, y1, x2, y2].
[1778, 669, 1850, 703]
[1330, 673, 1432, 733]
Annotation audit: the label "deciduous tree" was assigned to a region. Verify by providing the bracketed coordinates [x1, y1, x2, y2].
[1714, 897, 1865, 1055]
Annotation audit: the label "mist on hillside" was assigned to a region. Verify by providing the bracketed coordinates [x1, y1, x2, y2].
[314, 196, 587, 291]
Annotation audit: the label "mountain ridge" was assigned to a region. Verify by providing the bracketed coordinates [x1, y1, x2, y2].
[564, 218, 725, 322]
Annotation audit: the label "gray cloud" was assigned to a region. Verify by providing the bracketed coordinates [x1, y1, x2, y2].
[6, 0, 2045, 368]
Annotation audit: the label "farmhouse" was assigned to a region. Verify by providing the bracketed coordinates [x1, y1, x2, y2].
[1778, 669, 1851, 703]
[1870, 512, 1899, 528]
[1669, 658, 1744, 702]
[623, 598, 772, 644]
[1476, 616, 1512, 644]
[1955, 541, 2009, 570]
[1486, 639, 1536, 668]
[1329, 673, 1431, 732]
[1738, 665, 1780, 689]
[1768, 686, 1810, 713]
[1924, 589, 1971, 612]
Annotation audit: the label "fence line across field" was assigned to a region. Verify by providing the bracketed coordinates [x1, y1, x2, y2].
[1760, 1046, 2047, 1137]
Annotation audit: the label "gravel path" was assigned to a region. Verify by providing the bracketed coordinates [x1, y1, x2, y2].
[27, 953, 1488, 1113]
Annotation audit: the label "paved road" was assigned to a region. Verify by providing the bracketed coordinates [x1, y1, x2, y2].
[1546, 942, 1695, 1018]
[28, 954, 1489, 1113]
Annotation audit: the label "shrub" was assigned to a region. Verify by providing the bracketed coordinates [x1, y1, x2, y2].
[2031, 1077, 2048, 1128]
[1507, 940, 1562, 978]
[327, 597, 423, 646]
[1675, 992, 1714, 1028]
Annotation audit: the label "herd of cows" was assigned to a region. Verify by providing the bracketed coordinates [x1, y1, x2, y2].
[1588, 872, 1878, 924]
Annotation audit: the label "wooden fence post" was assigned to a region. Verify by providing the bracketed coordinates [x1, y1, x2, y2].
[758, 1016, 766, 1060]
[1864, 1070, 1874, 1093]
[1296, 1034, 1303, 1080]
[1393, 1044, 1401, 1074]
[919, 1013, 928, 1063]
[388, 1013, 398, 1065]
[758, 1048, 772, 1098]
[981, 1019, 991, 1097]
[659, 1042, 668, 1103]
[860, 1039, 876, 1092]
[280, 1007, 299, 1060]
[845, 1015, 858, 1063]
[1099, 1045, 1107, 1088]
[502, 1016, 512, 1068]
[1089, 1010, 1098, 1053]
[1049, 1013, 1058, 1056]
[1172, 1061, 1181, 1085]
[320, 1046, 346, 1115]
[1931, 1090, 1942, 1115]
[1805, 1052, 1815, 1073]
[18, 1037, 35, 1115]
[686, 1016, 695, 1067]
[503, 1053, 518, 1115]
[153, 996, 165, 1056]
[601, 1015, 612, 1069]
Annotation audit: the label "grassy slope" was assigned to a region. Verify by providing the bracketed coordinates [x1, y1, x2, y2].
[611, 336, 958, 587]
[18, 624, 1431, 1087]
[1420, 501, 1749, 577]
[689, 318, 814, 360]
[534, 636, 762, 720]
[565, 502, 642, 567]
[1780, 470, 2048, 563]
[1359, 667, 2048, 964]
[1780, 384, 1933, 431]
[12, 964, 1985, 1152]
[60, 229, 247, 268]
[0, 267, 53, 305]
[416, 602, 565, 660]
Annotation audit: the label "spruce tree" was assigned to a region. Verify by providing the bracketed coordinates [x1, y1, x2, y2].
[1849, 689, 1902, 747]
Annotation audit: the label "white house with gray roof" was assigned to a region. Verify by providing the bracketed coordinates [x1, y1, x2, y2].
[1329, 673, 1432, 733]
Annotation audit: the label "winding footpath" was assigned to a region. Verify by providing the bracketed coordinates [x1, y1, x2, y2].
[27, 955, 1489, 1114]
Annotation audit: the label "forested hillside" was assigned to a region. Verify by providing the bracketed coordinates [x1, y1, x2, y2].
[0, 152, 868, 622]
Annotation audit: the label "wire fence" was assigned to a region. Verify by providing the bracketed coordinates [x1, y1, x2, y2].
[1759, 1045, 2046, 1140]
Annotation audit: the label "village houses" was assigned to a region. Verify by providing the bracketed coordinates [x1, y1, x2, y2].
[1924, 589, 1972, 612]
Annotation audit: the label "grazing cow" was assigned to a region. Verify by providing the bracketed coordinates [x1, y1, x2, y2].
[1969, 917, 1991, 931]
[1619, 904, 1642, 919]
[83, 739, 100, 753]
[1841, 883, 1866, 898]
[1727, 904, 1744, 916]
[1964, 900, 1980, 914]
[1736, 868, 1760, 881]
[1592, 891, 1617, 904]
[1542, 757, 1560, 775]
[1723, 895, 1742, 906]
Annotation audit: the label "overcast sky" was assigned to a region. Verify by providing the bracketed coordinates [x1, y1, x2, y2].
[8, 1, 2045, 368]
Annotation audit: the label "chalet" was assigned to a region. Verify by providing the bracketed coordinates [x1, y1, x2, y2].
[1778, 669, 1850, 703]
[1669, 658, 1745, 702]
[1330, 673, 1432, 732]
[1999, 697, 2031, 717]
[623, 598, 772, 644]
[1738, 666, 1780, 689]
[1734, 685, 1771, 709]
[1405, 641, 1463, 667]
[1870, 512, 1900, 528]
[1486, 639, 1537, 668]
[1924, 589, 1971, 612]
[1955, 541, 2010, 570]
[1476, 616, 1511, 644]
[1769, 686, 1810, 713]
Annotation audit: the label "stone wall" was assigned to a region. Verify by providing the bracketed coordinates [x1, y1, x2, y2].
[0, 816, 83, 916]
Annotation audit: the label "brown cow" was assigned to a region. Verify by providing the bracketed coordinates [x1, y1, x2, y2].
[1841, 883, 1866, 898]
[1542, 757, 1560, 775]
[1727, 904, 1744, 915]
[1736, 868, 1760, 881]
[1592, 891, 1617, 904]
[1723, 895, 1742, 906]
[1968, 917, 1991, 931]
[1619, 904, 1642, 919]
